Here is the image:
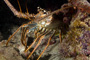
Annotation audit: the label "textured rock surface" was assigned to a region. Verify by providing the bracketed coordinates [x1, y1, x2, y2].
[1, 0, 90, 60]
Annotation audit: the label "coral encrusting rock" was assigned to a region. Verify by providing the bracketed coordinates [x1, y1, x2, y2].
[2, 0, 90, 60]
[59, 0, 90, 60]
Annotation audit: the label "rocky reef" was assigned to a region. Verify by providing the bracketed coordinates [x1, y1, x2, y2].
[1, 0, 90, 60]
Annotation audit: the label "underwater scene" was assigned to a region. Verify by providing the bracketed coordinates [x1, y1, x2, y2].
[1, 0, 90, 60]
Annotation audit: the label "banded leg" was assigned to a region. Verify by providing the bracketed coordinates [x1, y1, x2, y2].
[34, 28, 41, 38]
[21, 27, 29, 49]
[6, 22, 32, 46]
[25, 30, 50, 59]
[24, 29, 30, 50]
[24, 28, 44, 52]
[37, 30, 55, 60]
[6, 26, 21, 46]
[21, 27, 28, 46]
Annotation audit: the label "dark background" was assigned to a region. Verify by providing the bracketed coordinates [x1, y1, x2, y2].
[0, 0, 67, 40]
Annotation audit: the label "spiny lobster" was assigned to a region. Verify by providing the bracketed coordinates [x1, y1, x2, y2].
[4, 0, 79, 60]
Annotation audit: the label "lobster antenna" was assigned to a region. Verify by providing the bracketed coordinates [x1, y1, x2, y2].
[17, 0, 22, 12]
[25, 0, 29, 13]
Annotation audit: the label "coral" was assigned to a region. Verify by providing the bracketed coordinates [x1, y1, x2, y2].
[58, 0, 90, 60]
[2, 0, 90, 60]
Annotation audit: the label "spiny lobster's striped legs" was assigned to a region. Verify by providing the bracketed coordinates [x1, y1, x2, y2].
[21, 27, 28, 46]
[27, 33, 47, 59]
[24, 29, 29, 50]
[37, 30, 55, 60]
[24, 28, 45, 53]
[24, 28, 44, 51]
[21, 27, 26, 46]
[6, 26, 21, 46]
[34, 29, 39, 38]
[6, 22, 32, 46]
[21, 27, 29, 49]
[25, 29, 51, 59]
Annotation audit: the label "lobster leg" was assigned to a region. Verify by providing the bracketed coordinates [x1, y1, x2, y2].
[21, 27, 28, 46]
[24, 28, 44, 52]
[6, 22, 32, 46]
[37, 30, 55, 60]
[21, 27, 30, 50]
[26, 29, 51, 59]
